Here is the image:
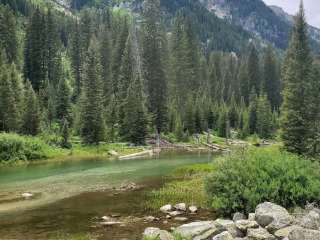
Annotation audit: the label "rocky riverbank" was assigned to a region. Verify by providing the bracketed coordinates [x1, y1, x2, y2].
[143, 202, 320, 240]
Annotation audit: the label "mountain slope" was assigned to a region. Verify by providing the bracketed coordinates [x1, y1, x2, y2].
[199, 0, 320, 53]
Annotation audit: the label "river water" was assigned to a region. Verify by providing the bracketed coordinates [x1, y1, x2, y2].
[0, 151, 216, 240]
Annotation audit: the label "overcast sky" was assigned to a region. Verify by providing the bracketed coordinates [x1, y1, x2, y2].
[262, 0, 320, 28]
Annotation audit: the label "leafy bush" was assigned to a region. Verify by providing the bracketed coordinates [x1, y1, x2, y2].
[205, 146, 320, 215]
[0, 133, 51, 162]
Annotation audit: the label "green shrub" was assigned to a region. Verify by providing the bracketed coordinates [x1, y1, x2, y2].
[0, 133, 52, 162]
[205, 146, 320, 215]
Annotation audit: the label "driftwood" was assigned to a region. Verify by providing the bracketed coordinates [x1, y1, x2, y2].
[202, 143, 226, 151]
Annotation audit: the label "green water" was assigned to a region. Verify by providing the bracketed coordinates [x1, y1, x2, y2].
[0, 151, 215, 240]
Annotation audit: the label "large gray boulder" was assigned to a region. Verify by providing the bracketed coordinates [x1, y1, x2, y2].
[143, 227, 174, 240]
[298, 210, 320, 230]
[175, 221, 220, 239]
[212, 231, 234, 240]
[233, 212, 246, 222]
[247, 227, 276, 240]
[255, 202, 292, 232]
[288, 227, 320, 240]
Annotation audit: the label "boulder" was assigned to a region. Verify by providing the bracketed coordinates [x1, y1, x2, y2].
[255, 202, 292, 232]
[174, 217, 188, 222]
[169, 211, 183, 217]
[175, 221, 219, 239]
[214, 219, 243, 238]
[21, 192, 33, 199]
[143, 227, 174, 240]
[212, 231, 234, 240]
[235, 220, 259, 231]
[233, 213, 246, 222]
[274, 225, 300, 239]
[175, 203, 187, 211]
[160, 204, 173, 213]
[288, 227, 320, 240]
[248, 213, 255, 221]
[298, 210, 320, 230]
[108, 150, 119, 156]
[189, 206, 198, 213]
[247, 227, 276, 240]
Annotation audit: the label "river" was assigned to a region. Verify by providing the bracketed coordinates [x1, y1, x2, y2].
[0, 151, 216, 240]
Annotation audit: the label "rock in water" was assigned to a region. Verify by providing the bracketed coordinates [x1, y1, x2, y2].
[212, 231, 234, 240]
[174, 203, 187, 211]
[21, 192, 33, 199]
[160, 204, 173, 213]
[143, 227, 174, 240]
[189, 205, 198, 213]
[255, 202, 292, 232]
[169, 211, 183, 217]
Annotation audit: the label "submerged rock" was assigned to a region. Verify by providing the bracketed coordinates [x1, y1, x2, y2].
[160, 204, 173, 213]
[174, 217, 188, 222]
[174, 221, 218, 238]
[174, 203, 187, 211]
[21, 192, 33, 199]
[189, 205, 198, 213]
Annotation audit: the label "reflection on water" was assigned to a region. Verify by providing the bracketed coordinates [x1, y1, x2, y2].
[0, 151, 215, 240]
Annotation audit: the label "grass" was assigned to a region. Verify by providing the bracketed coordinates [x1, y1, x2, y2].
[146, 162, 213, 210]
[0, 133, 146, 165]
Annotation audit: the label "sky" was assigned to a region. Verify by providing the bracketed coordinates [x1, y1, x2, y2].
[262, 0, 320, 28]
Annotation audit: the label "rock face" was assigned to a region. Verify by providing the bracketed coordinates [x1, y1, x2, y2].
[255, 202, 292, 232]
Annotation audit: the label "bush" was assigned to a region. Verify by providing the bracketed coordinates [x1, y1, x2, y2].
[0, 133, 51, 162]
[205, 146, 320, 215]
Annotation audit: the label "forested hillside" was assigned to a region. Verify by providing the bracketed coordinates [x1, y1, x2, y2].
[0, 0, 319, 156]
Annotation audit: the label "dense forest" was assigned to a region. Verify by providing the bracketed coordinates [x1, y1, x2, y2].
[0, 0, 319, 156]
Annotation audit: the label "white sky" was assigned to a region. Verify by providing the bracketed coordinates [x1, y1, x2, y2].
[262, 0, 320, 28]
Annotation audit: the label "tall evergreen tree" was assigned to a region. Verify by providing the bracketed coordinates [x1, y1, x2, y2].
[56, 77, 72, 123]
[281, 3, 315, 154]
[142, 0, 168, 134]
[0, 5, 18, 63]
[122, 73, 148, 145]
[80, 38, 105, 144]
[247, 43, 261, 95]
[257, 94, 273, 138]
[22, 80, 41, 135]
[248, 89, 258, 134]
[24, 8, 47, 91]
[263, 45, 281, 110]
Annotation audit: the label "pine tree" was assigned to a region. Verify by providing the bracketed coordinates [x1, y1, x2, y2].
[256, 94, 273, 139]
[80, 38, 105, 144]
[238, 60, 250, 104]
[56, 77, 72, 123]
[248, 89, 258, 134]
[0, 5, 18, 63]
[24, 8, 47, 91]
[118, 34, 135, 139]
[142, 0, 168, 134]
[247, 43, 261, 95]
[263, 45, 281, 110]
[281, 3, 315, 154]
[218, 105, 229, 138]
[70, 21, 83, 99]
[22, 80, 41, 135]
[0, 62, 20, 132]
[61, 118, 71, 149]
[122, 74, 148, 145]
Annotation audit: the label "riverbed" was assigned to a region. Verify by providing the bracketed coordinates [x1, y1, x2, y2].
[0, 151, 216, 239]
